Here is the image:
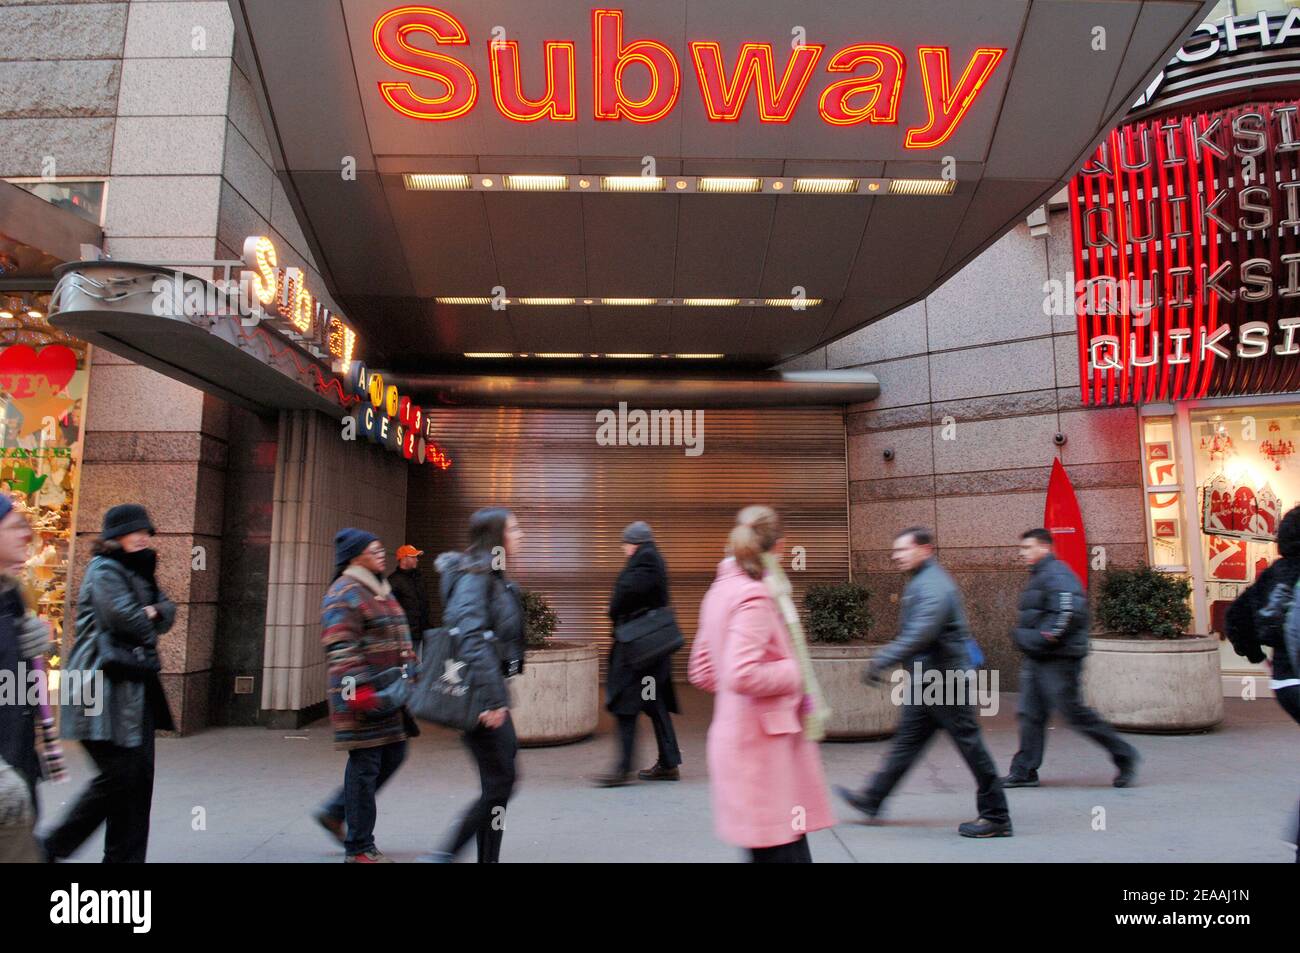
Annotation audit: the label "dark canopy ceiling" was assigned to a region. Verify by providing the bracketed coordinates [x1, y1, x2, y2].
[230, 0, 1215, 371]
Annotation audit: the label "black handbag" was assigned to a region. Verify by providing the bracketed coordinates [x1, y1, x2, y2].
[96, 634, 161, 682]
[407, 627, 484, 731]
[613, 606, 684, 669]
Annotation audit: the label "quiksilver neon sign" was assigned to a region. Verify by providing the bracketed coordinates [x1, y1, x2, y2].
[372, 6, 1005, 149]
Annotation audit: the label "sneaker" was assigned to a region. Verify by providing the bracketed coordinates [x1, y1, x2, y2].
[313, 810, 345, 846]
[590, 771, 631, 788]
[1000, 773, 1039, 788]
[958, 817, 1013, 838]
[344, 849, 393, 863]
[1114, 752, 1140, 788]
[637, 762, 680, 781]
[834, 784, 881, 822]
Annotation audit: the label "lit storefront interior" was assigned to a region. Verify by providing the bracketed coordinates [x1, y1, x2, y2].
[1074, 6, 1300, 694]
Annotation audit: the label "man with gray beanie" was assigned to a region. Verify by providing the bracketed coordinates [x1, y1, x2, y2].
[593, 521, 683, 787]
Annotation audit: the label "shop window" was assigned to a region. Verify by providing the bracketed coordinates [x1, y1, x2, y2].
[5, 179, 106, 228]
[0, 299, 88, 656]
[1142, 417, 1185, 568]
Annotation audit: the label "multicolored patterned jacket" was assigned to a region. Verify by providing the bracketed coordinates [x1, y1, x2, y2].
[321, 566, 415, 751]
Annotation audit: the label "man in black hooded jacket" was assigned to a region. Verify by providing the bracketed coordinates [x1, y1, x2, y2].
[1003, 528, 1138, 788]
[1226, 505, 1300, 726]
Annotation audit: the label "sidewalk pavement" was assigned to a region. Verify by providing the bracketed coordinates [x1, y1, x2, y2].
[35, 690, 1299, 863]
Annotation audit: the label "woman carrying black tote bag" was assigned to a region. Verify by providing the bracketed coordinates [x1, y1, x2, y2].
[420, 508, 526, 863]
[592, 522, 683, 788]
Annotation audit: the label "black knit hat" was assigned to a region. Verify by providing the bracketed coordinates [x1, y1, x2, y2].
[335, 527, 379, 572]
[622, 521, 654, 545]
[1278, 505, 1300, 560]
[101, 504, 155, 540]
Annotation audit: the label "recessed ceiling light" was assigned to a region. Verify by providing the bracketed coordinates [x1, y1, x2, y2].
[601, 175, 665, 192]
[675, 180, 688, 190]
[793, 177, 859, 194]
[403, 173, 471, 191]
[764, 297, 823, 307]
[0, 311, 13, 320]
[503, 174, 568, 191]
[517, 297, 576, 305]
[697, 177, 761, 193]
[606, 353, 653, 358]
[535, 352, 583, 358]
[889, 178, 956, 196]
[600, 297, 658, 306]
[683, 298, 741, 306]
[480, 177, 494, 188]
[463, 352, 513, 358]
[26, 310, 43, 318]
[675, 353, 724, 358]
[436, 297, 492, 305]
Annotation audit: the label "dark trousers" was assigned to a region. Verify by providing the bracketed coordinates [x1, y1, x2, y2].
[862, 700, 1009, 823]
[44, 706, 156, 863]
[1275, 683, 1300, 726]
[441, 715, 518, 863]
[749, 835, 812, 864]
[615, 701, 681, 774]
[1009, 656, 1137, 778]
[323, 739, 407, 855]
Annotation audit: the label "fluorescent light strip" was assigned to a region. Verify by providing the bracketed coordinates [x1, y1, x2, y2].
[683, 298, 741, 306]
[764, 297, 824, 307]
[436, 296, 492, 305]
[675, 353, 723, 358]
[697, 176, 762, 193]
[602, 175, 665, 192]
[606, 353, 654, 358]
[793, 177, 858, 194]
[404, 173, 471, 191]
[443, 297, 821, 307]
[463, 352, 513, 358]
[889, 178, 956, 196]
[599, 297, 658, 306]
[535, 352, 584, 358]
[503, 174, 569, 191]
[517, 297, 575, 305]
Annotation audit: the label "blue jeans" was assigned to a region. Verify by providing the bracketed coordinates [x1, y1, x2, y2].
[323, 740, 407, 855]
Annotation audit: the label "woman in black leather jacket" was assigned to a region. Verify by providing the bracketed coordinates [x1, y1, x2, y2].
[426, 507, 525, 863]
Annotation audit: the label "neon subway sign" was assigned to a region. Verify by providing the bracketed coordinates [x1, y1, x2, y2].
[347, 362, 452, 469]
[372, 6, 1005, 148]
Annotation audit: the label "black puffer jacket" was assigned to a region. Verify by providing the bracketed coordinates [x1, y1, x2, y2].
[435, 551, 525, 712]
[1012, 553, 1090, 660]
[387, 566, 429, 634]
[1226, 558, 1300, 682]
[606, 543, 678, 715]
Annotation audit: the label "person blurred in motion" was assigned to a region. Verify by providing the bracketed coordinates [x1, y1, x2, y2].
[315, 529, 417, 863]
[836, 526, 1012, 838]
[1002, 528, 1138, 789]
[593, 521, 682, 787]
[387, 544, 429, 651]
[424, 508, 526, 863]
[0, 492, 56, 862]
[689, 505, 833, 863]
[42, 504, 175, 862]
[1227, 505, 1300, 727]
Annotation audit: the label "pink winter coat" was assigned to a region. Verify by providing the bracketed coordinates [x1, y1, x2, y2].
[688, 558, 835, 849]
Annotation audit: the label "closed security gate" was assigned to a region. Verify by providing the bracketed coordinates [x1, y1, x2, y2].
[406, 406, 849, 676]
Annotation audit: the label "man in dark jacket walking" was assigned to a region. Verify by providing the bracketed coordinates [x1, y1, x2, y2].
[593, 522, 681, 787]
[387, 544, 429, 642]
[1003, 528, 1138, 789]
[836, 527, 1011, 838]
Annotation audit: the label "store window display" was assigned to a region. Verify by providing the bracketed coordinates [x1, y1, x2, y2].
[0, 305, 87, 656]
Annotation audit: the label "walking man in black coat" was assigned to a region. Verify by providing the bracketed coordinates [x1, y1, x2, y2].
[387, 544, 429, 645]
[1002, 528, 1139, 789]
[593, 522, 682, 787]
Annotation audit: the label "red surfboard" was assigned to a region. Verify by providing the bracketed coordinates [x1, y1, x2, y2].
[1045, 458, 1089, 590]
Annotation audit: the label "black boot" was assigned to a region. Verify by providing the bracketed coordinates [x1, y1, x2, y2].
[958, 817, 1013, 838]
[1113, 752, 1140, 788]
[834, 785, 881, 822]
[1000, 772, 1039, 788]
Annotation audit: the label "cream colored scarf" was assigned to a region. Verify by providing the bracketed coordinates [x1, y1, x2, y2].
[761, 553, 830, 742]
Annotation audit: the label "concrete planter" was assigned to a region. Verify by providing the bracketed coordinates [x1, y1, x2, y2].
[510, 641, 600, 747]
[809, 643, 902, 741]
[1081, 635, 1223, 733]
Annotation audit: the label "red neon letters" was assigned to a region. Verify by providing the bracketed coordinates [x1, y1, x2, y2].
[371, 6, 1005, 146]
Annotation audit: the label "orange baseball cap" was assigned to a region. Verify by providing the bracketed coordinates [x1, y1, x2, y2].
[395, 545, 424, 558]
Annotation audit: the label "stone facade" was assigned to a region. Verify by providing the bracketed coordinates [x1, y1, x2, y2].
[787, 216, 1147, 687]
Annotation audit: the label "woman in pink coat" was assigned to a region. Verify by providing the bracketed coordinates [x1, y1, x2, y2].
[688, 505, 835, 862]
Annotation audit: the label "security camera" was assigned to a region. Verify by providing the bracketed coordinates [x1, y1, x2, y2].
[1053, 432, 1067, 447]
[883, 448, 895, 461]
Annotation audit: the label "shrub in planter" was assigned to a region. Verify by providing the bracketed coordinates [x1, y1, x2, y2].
[1094, 568, 1192, 639]
[520, 589, 559, 648]
[804, 582, 872, 643]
